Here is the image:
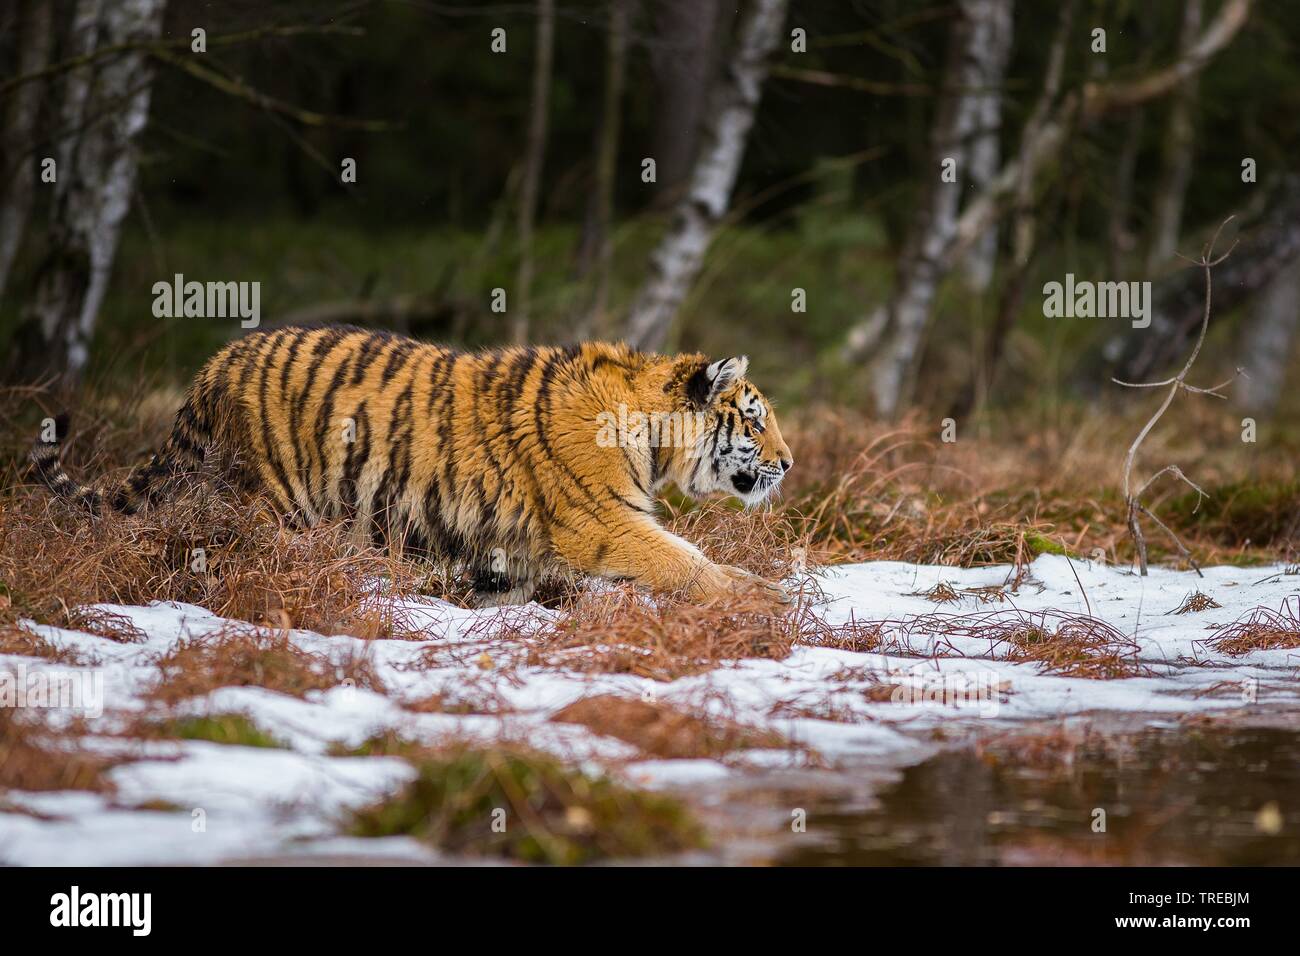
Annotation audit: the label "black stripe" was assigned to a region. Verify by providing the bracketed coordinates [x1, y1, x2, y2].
[311, 349, 358, 510]
[277, 330, 307, 488]
[349, 332, 390, 386]
[258, 331, 297, 509]
[380, 341, 417, 385]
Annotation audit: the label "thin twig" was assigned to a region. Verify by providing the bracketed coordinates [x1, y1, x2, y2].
[1115, 215, 1237, 575]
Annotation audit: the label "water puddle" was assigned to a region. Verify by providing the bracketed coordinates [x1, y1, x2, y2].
[779, 726, 1300, 865]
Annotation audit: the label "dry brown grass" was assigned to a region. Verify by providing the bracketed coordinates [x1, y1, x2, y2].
[914, 581, 962, 604]
[0, 488, 423, 639]
[516, 586, 884, 681]
[1205, 597, 1300, 656]
[886, 608, 1151, 679]
[0, 707, 112, 793]
[767, 693, 869, 723]
[975, 723, 1122, 770]
[1, 386, 425, 637]
[0, 624, 96, 664]
[775, 407, 1299, 569]
[148, 623, 385, 704]
[64, 607, 148, 643]
[551, 694, 787, 759]
[1169, 590, 1223, 614]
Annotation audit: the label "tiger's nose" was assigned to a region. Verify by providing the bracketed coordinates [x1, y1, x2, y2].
[780, 457, 793, 473]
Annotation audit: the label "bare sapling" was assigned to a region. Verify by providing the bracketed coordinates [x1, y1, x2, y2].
[1114, 216, 1244, 576]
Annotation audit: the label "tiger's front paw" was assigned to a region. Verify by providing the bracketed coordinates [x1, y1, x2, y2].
[716, 564, 792, 605]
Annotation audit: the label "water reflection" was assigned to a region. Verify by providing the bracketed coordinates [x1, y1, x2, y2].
[780, 727, 1300, 865]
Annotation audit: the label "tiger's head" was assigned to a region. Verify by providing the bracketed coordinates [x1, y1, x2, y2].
[667, 355, 793, 507]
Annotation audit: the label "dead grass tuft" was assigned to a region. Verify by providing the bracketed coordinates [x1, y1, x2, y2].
[1169, 590, 1222, 614]
[665, 498, 819, 581]
[914, 581, 962, 604]
[404, 687, 515, 716]
[0, 624, 96, 664]
[767, 693, 868, 724]
[63, 607, 148, 643]
[0, 707, 112, 793]
[148, 623, 384, 704]
[1205, 597, 1300, 656]
[551, 694, 786, 759]
[895, 608, 1151, 679]
[517, 587, 883, 681]
[0, 484, 423, 640]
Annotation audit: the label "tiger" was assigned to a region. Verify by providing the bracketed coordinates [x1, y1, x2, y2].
[30, 326, 795, 606]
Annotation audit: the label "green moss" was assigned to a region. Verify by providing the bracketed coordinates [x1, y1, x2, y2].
[327, 730, 425, 758]
[1164, 481, 1300, 546]
[348, 747, 706, 864]
[147, 713, 287, 749]
[1024, 532, 1068, 556]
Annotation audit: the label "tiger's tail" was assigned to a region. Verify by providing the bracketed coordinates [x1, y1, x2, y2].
[30, 397, 211, 514]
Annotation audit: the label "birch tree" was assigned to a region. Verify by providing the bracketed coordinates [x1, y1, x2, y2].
[11, 0, 167, 386]
[624, 0, 788, 352]
[960, 0, 1013, 293]
[844, 0, 1000, 418]
[842, 0, 1253, 419]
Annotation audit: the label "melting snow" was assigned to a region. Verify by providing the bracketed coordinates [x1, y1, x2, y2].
[2, 555, 1297, 864]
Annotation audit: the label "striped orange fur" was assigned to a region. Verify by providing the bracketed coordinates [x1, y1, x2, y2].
[31, 327, 794, 604]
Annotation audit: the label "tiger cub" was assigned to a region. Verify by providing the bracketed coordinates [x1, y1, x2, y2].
[32, 327, 794, 605]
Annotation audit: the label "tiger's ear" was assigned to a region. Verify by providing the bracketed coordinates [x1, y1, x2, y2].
[685, 356, 748, 407]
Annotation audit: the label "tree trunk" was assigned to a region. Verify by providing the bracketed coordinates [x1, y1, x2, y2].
[8, 0, 167, 387]
[647, 0, 723, 207]
[1236, 254, 1300, 414]
[576, 0, 631, 338]
[960, 0, 1013, 293]
[841, 0, 1252, 417]
[623, 0, 788, 352]
[1107, 175, 1300, 384]
[850, 0, 995, 418]
[0, 0, 54, 303]
[511, 0, 556, 345]
[1146, 0, 1202, 273]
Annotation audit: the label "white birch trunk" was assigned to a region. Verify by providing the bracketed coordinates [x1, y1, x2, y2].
[624, 0, 788, 352]
[19, 0, 166, 383]
[856, 0, 992, 417]
[960, 0, 1013, 292]
[842, 0, 1250, 418]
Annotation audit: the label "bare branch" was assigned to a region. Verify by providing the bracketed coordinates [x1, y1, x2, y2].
[1081, 0, 1253, 117]
[1118, 216, 1237, 575]
[149, 48, 395, 131]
